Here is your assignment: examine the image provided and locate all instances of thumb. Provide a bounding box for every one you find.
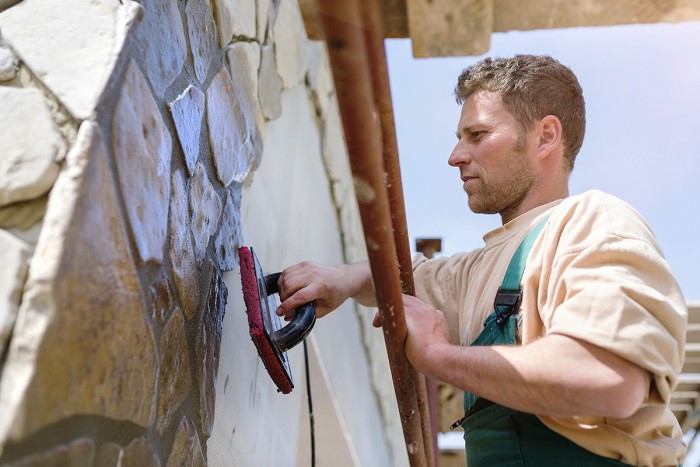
[372,311,382,328]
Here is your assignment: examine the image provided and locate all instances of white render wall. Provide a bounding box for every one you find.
[0,0,405,465]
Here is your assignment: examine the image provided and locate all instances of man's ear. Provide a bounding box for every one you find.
[536,115,563,160]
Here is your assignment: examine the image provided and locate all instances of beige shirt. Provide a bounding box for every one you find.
[413,190,688,466]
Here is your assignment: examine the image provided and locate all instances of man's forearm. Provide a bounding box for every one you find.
[340,262,376,307]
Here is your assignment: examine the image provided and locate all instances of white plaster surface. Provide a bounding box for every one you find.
[206,68,261,187]
[273,0,310,89]
[0,45,16,81]
[189,163,222,264]
[0,0,138,119]
[186,0,217,84]
[209,86,393,467]
[214,0,256,47]
[134,0,187,98]
[112,61,172,264]
[168,85,205,176]
[0,87,63,207]
[0,229,29,360]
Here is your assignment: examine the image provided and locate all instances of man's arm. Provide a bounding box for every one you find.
[276,261,375,319]
[401,295,648,419]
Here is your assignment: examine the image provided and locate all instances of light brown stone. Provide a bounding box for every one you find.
[206,68,261,187]
[214,185,243,271]
[166,417,206,467]
[0,196,48,230]
[95,442,123,467]
[112,60,172,264]
[197,268,227,437]
[0,87,63,207]
[0,122,157,441]
[169,169,201,320]
[168,85,205,177]
[189,163,222,264]
[0,0,139,118]
[258,45,282,121]
[0,229,29,361]
[157,308,192,433]
[214,0,256,47]
[134,0,187,98]
[122,438,160,467]
[186,0,218,84]
[272,0,309,89]
[4,438,95,467]
[148,273,175,325]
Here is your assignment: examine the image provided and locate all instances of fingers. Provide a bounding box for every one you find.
[372,311,382,328]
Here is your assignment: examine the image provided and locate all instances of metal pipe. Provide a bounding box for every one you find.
[359,1,436,465]
[316,1,428,465]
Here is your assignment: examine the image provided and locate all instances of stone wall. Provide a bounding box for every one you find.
[0,0,403,465]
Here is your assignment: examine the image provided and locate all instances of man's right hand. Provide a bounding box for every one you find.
[275,261,375,320]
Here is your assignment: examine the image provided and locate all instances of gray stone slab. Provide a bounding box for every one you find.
[258,45,282,121]
[168,85,205,177]
[186,0,218,84]
[189,163,222,264]
[170,169,201,320]
[0,87,63,207]
[0,122,156,441]
[214,0,256,47]
[0,196,48,231]
[214,185,243,271]
[0,44,16,81]
[273,0,309,89]
[134,0,187,98]
[112,60,172,264]
[0,229,29,361]
[157,308,192,433]
[0,0,138,119]
[206,68,261,187]
[257,0,272,42]
[167,417,205,467]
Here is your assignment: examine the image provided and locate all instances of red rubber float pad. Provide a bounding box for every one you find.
[239,246,294,394]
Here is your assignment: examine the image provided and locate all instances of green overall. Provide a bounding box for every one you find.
[457,218,629,466]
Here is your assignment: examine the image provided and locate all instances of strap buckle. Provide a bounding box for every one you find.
[493,288,522,327]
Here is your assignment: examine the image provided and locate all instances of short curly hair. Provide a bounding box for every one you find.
[455,55,586,172]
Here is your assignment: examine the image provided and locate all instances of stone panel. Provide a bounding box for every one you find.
[166,417,206,467]
[214,0,256,47]
[134,0,187,98]
[157,308,192,433]
[169,169,201,320]
[214,185,243,271]
[168,85,205,177]
[0,87,63,207]
[0,230,29,360]
[122,438,159,467]
[0,196,48,231]
[4,438,95,467]
[0,122,157,440]
[197,268,228,437]
[148,273,175,325]
[258,45,282,121]
[0,44,16,81]
[189,163,222,264]
[273,0,310,89]
[95,442,123,467]
[186,0,218,84]
[112,60,172,264]
[0,0,140,118]
[257,0,272,42]
[206,68,261,187]
[307,41,334,117]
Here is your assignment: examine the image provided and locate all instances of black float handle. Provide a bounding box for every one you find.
[265,273,316,352]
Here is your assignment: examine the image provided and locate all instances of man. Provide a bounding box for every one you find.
[276,55,687,465]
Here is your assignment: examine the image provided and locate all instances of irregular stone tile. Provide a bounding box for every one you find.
[0,122,157,440]
[95,442,123,467]
[206,68,262,187]
[5,438,95,467]
[0,44,16,81]
[273,0,310,89]
[122,438,159,467]
[148,273,175,325]
[0,195,48,231]
[0,230,29,361]
[196,268,228,437]
[167,417,205,467]
[112,60,172,264]
[0,0,139,119]
[0,87,63,207]
[157,307,192,433]
[169,169,200,320]
[257,0,272,43]
[214,0,256,47]
[186,0,217,84]
[189,163,222,264]
[214,184,243,271]
[258,45,282,121]
[307,40,334,117]
[168,85,205,177]
[133,0,187,98]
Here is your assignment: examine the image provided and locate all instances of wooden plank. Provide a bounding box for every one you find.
[406,0,493,57]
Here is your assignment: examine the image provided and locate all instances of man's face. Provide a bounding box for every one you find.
[448,90,537,218]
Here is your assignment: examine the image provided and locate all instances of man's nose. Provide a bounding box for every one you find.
[448,141,471,167]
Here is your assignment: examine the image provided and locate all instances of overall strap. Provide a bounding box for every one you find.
[493,216,549,328]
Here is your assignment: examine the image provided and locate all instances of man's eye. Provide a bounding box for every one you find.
[471,131,484,138]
